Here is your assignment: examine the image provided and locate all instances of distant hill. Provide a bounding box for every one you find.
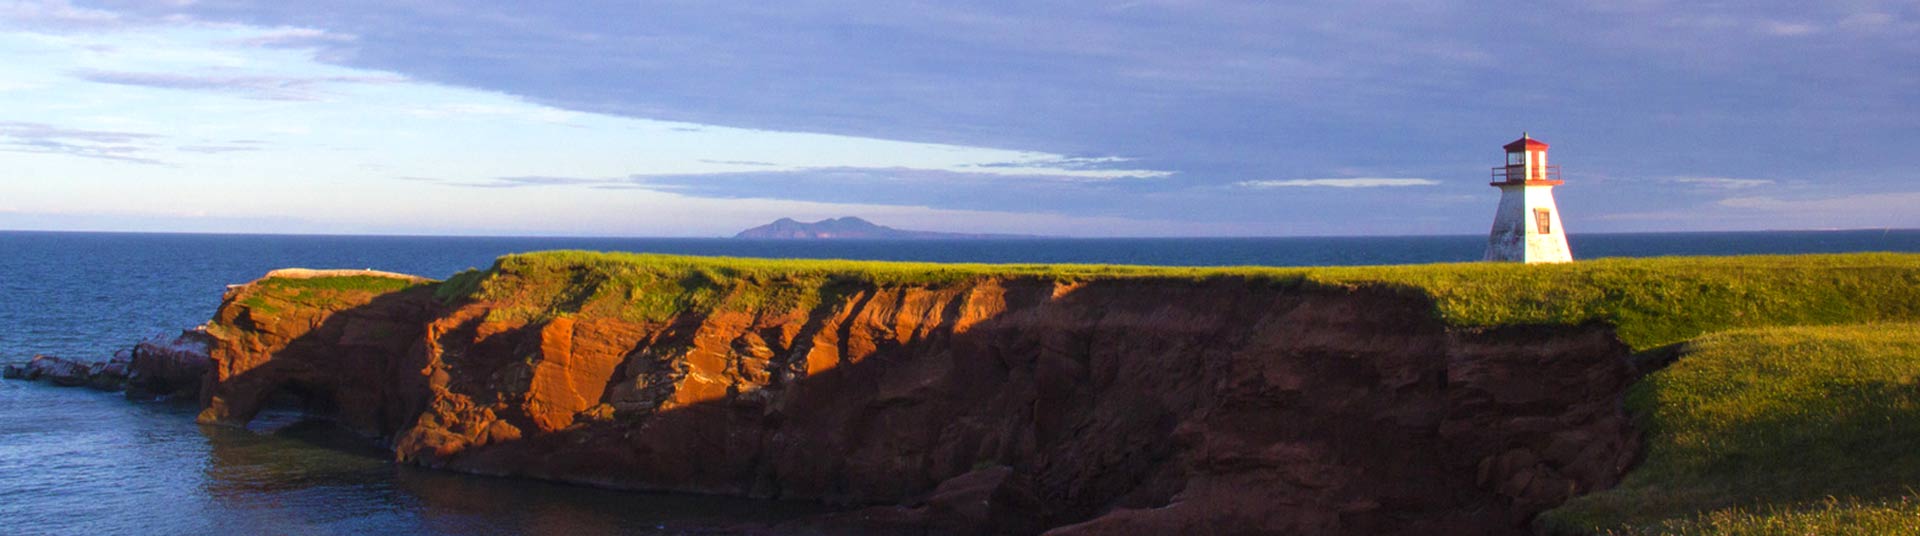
[733,217,1033,239]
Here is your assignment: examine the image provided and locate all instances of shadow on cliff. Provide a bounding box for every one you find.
[203,287,439,440]
[205,276,1644,536]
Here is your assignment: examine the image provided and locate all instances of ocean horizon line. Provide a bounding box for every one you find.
[3,227,1915,242]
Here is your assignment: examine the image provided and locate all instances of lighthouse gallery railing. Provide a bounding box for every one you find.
[1490,165,1562,182]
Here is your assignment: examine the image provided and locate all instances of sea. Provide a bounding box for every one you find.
[3,229,1918,535]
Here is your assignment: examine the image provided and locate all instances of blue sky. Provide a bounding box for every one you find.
[2,1,1915,237]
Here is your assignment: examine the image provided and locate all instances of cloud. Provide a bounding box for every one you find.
[1237,178,1440,188]
[0,0,122,30]
[1839,12,1897,30]
[1718,192,1920,214]
[394,166,1481,236]
[0,121,152,144]
[235,26,356,48]
[956,156,1173,180]
[1674,177,1775,189]
[406,166,1156,220]
[0,120,164,164]
[403,103,578,123]
[456,176,616,188]
[72,69,401,101]
[430,165,1166,191]
[966,155,1138,170]
[697,159,780,167]
[175,144,260,154]
[1757,20,1820,36]
[12,2,1920,237]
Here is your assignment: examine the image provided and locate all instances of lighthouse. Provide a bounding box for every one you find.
[1484,133,1573,263]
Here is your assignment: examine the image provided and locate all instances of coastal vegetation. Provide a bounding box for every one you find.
[238,274,432,316]
[1539,322,1920,534]
[432,251,1920,350]
[250,250,1920,534]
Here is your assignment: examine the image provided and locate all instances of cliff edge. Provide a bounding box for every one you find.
[192,252,1920,535]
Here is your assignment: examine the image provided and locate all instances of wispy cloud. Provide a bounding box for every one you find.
[175,144,261,154]
[403,103,577,123]
[1757,20,1820,37]
[966,155,1137,170]
[1719,192,1920,214]
[72,69,401,101]
[9,1,1920,236]
[424,165,1169,191]
[457,176,616,188]
[697,159,780,167]
[400,166,1183,219]
[235,27,357,49]
[0,120,163,164]
[1237,178,1440,188]
[0,0,122,31]
[1674,177,1775,189]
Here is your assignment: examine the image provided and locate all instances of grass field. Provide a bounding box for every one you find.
[424,251,1920,350]
[1538,323,1920,535]
[240,274,431,315]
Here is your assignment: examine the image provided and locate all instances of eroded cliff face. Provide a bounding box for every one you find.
[198,269,1639,535]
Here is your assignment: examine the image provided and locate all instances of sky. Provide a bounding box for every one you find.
[1,0,1915,237]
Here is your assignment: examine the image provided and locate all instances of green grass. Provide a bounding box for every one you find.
[254,275,428,294]
[1593,497,1920,536]
[449,250,1211,323]
[240,275,432,313]
[430,251,1920,350]
[1539,323,1920,535]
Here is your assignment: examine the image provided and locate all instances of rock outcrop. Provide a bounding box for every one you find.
[19,355,94,387]
[2,331,212,399]
[125,330,216,400]
[195,262,1641,535]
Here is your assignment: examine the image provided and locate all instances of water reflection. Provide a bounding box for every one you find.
[195,414,830,535]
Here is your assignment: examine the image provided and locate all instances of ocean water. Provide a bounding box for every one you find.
[2,229,1918,534]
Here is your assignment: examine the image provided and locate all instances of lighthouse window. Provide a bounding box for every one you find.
[1534,209,1553,234]
[1508,152,1524,165]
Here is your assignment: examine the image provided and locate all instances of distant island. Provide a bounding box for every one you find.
[733,217,1037,239]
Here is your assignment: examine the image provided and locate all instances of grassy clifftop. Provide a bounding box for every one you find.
[1539,323,1920,534]
[249,251,1920,534]
[235,273,432,316]
[431,251,1920,351]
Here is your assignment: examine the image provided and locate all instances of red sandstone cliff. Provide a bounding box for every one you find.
[196,266,1639,535]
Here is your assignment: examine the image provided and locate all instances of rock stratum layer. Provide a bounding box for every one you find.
[196,255,1641,535]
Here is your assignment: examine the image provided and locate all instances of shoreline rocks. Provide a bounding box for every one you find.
[86,357,132,391]
[125,330,215,401]
[22,355,94,387]
[3,329,212,401]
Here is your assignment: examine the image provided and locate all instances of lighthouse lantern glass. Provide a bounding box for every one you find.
[1508,151,1524,165]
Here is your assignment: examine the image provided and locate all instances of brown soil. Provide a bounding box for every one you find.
[198,275,1638,535]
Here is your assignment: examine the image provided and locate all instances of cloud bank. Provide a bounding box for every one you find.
[2,1,1916,235]
[1238,178,1442,189]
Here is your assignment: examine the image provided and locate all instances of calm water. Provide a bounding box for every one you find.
[3,229,1918,534]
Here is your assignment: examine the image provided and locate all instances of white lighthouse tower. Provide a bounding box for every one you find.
[1484,133,1573,263]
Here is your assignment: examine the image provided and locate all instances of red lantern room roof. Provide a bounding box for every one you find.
[1504,133,1549,152]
